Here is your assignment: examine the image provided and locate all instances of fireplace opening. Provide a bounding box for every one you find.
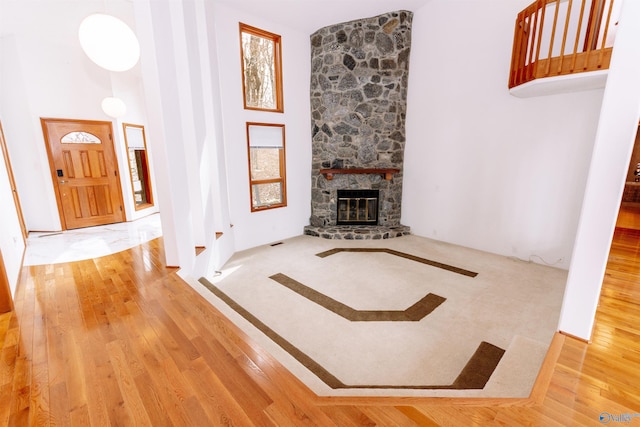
[337,189,379,225]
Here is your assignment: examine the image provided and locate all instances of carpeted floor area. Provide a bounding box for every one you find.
[191,234,566,398]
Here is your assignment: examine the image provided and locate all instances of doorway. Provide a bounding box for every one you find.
[41,118,125,230]
[0,121,27,242]
[616,124,640,230]
[0,249,13,314]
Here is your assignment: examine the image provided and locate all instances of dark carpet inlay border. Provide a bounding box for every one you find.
[315,248,478,278]
[198,277,505,390]
[269,273,446,321]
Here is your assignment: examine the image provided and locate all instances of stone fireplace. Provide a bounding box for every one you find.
[336,189,379,225]
[303,10,412,239]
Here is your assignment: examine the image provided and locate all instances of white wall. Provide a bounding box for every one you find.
[0,32,63,231]
[133,0,240,275]
[134,0,200,270]
[214,4,312,252]
[559,0,640,340]
[0,0,157,233]
[403,0,604,270]
[199,0,235,272]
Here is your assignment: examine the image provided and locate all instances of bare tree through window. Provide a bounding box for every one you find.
[240,23,283,112]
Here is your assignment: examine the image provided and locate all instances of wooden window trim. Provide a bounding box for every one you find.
[239,23,284,113]
[246,122,287,212]
[123,123,154,211]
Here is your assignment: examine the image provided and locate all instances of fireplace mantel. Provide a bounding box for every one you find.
[320,168,400,181]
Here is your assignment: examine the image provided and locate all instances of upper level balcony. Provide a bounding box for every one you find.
[509,0,620,97]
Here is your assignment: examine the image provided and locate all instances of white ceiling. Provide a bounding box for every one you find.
[0,0,433,37]
[213,0,433,34]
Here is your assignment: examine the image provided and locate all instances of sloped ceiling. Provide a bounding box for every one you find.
[213,0,433,34]
[0,0,433,37]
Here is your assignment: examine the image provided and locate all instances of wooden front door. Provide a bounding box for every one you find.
[41,118,125,230]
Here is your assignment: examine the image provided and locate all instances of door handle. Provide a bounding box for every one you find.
[59,180,68,184]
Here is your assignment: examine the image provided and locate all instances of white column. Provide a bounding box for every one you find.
[133,0,196,269]
[558,0,640,340]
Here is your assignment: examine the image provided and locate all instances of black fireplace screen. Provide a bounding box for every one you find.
[336,189,379,225]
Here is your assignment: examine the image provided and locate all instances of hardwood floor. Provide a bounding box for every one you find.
[1,229,640,426]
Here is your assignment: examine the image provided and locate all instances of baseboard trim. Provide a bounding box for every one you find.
[559,330,591,344]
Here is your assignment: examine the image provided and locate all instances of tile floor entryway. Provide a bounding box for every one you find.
[23,213,162,266]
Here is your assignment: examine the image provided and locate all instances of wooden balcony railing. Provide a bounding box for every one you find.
[509,0,620,89]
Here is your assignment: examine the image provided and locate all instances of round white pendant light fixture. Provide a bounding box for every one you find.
[101,97,127,118]
[79,13,140,72]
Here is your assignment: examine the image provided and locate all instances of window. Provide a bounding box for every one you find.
[60,131,101,144]
[240,23,283,112]
[247,123,286,211]
[123,123,154,210]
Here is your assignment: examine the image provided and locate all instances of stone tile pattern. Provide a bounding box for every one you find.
[308,10,413,231]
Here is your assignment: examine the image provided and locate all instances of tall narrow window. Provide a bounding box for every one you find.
[247,123,286,211]
[240,23,283,112]
[123,123,154,210]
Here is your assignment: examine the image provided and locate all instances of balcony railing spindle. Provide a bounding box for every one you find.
[598,0,615,67]
[558,0,574,74]
[533,0,547,80]
[544,0,562,76]
[570,0,588,71]
[509,0,614,89]
[526,6,541,83]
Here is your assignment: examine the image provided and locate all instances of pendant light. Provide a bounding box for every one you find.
[79,13,140,72]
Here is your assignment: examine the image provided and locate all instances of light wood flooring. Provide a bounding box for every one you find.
[1,224,640,425]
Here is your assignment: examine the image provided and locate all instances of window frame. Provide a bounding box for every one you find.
[122,123,154,211]
[239,23,284,113]
[246,122,287,212]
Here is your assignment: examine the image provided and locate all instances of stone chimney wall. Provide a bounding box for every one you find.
[309,10,413,227]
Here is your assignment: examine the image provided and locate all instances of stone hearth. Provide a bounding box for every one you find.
[305,10,412,239]
[304,224,411,240]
